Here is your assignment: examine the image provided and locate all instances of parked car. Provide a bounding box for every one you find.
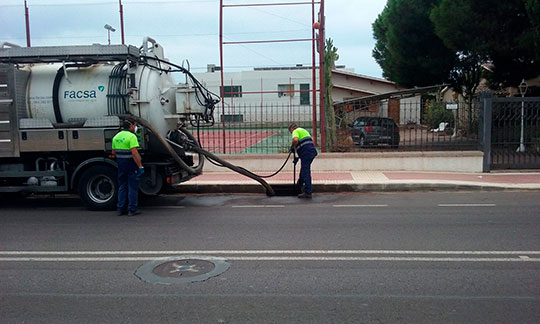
[349,117,400,148]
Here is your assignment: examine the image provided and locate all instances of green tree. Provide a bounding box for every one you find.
[431,0,540,88]
[372,0,455,88]
[525,0,540,54]
[324,38,339,149]
[430,0,486,132]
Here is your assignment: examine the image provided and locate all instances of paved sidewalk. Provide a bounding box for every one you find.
[176,170,540,194]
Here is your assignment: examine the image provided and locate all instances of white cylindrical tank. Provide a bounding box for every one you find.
[135,62,178,137]
[25,62,179,135]
[27,64,114,122]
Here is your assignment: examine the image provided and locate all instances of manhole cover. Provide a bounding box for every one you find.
[135,255,230,284]
[152,259,215,278]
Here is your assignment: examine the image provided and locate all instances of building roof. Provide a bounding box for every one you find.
[332,83,377,96]
[334,84,448,108]
[331,69,397,85]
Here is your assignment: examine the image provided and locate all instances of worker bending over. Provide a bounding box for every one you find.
[289,123,318,198]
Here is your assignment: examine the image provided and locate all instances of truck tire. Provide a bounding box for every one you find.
[78,165,117,211]
[139,169,164,196]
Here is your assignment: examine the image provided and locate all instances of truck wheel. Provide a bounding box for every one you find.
[139,169,164,196]
[78,165,117,211]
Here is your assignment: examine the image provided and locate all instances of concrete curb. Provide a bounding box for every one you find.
[202,151,485,173]
[173,182,540,195]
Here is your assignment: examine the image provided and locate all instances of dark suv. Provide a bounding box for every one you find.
[349,117,400,148]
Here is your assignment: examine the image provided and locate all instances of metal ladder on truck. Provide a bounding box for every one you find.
[0,64,68,193]
[0,64,17,158]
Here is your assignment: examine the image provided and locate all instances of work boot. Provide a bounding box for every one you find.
[297,192,312,199]
[128,210,140,217]
[117,210,127,216]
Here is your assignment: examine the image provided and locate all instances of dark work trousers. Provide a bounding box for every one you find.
[116,159,140,213]
[297,146,318,194]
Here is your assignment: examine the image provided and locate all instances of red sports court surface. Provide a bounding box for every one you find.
[195,130,277,153]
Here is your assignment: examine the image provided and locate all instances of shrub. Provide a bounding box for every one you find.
[423,101,455,130]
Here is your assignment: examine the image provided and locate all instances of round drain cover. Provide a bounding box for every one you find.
[152,259,215,278]
[135,255,230,284]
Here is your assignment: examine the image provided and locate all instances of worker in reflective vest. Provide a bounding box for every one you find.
[289,123,318,199]
[112,120,144,216]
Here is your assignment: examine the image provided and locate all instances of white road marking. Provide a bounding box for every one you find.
[2,250,539,255]
[1,250,539,262]
[232,205,285,208]
[229,256,539,262]
[0,256,538,262]
[438,204,496,207]
[333,204,388,208]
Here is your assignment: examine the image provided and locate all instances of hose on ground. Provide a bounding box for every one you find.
[166,138,275,196]
[202,149,295,179]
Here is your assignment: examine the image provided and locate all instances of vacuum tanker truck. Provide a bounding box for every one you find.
[0,37,222,210]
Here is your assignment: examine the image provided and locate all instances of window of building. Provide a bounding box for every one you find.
[221,85,242,98]
[278,84,294,97]
[300,83,310,105]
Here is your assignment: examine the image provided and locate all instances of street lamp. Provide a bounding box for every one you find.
[517,79,528,153]
[104,24,116,45]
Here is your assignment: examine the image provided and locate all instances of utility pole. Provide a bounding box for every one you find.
[119,0,125,45]
[311,0,318,146]
[24,0,31,47]
[219,0,227,153]
[318,0,326,152]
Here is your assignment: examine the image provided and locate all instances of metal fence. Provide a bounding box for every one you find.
[186,98,481,154]
[186,103,315,154]
[333,98,480,152]
[478,93,540,170]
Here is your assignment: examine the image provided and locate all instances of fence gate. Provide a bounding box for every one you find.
[479,92,540,171]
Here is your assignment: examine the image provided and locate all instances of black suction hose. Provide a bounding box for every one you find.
[121,115,275,196]
[121,115,204,175]
[166,138,275,196]
[245,150,294,179]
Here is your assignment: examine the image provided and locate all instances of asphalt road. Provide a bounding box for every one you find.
[1,191,539,323]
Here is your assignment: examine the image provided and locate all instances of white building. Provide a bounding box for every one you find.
[193,65,418,124]
[193,64,326,124]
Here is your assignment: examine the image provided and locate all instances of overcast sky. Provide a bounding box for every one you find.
[0,0,387,77]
